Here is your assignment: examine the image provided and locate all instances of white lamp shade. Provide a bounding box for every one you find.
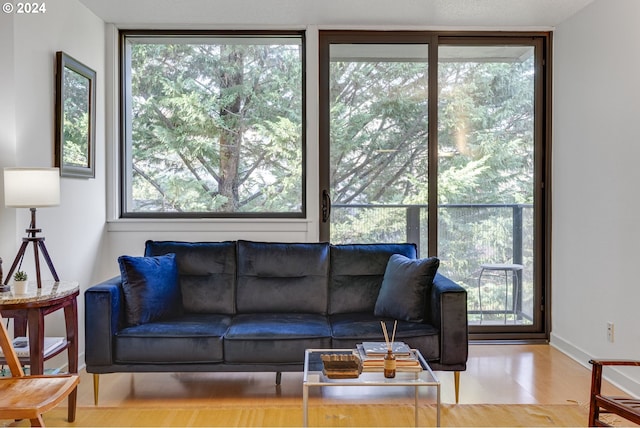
[4,167,61,208]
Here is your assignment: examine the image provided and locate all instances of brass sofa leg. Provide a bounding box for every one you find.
[454,371,461,403]
[93,374,100,405]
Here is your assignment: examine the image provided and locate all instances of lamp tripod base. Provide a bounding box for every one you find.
[1,208,59,289]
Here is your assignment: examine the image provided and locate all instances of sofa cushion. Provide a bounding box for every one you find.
[144,241,237,314]
[329,313,440,361]
[118,253,182,326]
[328,243,417,315]
[236,241,330,314]
[374,254,440,322]
[225,313,332,363]
[114,314,231,363]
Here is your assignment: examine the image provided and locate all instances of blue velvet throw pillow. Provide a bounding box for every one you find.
[118,253,182,326]
[374,254,440,323]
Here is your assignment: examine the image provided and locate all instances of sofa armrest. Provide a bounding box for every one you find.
[84,276,124,367]
[429,273,468,366]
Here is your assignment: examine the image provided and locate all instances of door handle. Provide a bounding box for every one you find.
[322,189,331,223]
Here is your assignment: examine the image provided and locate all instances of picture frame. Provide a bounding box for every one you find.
[55,51,96,178]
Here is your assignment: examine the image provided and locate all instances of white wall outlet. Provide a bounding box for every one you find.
[607,322,614,343]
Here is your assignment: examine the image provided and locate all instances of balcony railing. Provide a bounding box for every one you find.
[331,203,534,324]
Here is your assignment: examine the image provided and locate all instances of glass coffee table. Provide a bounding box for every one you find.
[302,348,440,427]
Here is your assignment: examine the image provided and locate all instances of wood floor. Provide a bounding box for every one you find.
[73,344,627,408]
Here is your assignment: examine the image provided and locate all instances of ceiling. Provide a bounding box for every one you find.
[77,0,596,27]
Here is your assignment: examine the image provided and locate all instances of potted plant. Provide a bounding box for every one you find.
[13,271,28,294]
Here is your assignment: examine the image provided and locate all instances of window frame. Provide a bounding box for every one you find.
[118,29,307,219]
[318,30,552,341]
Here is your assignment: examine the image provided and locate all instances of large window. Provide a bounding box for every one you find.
[120,31,305,217]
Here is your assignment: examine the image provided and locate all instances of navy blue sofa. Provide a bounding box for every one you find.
[85,240,468,403]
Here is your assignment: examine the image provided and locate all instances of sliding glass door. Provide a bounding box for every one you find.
[320,38,430,246]
[436,43,538,328]
[319,32,550,339]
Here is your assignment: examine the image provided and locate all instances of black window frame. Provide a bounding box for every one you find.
[118,29,307,219]
[318,30,552,341]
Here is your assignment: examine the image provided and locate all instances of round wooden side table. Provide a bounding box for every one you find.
[0,280,79,422]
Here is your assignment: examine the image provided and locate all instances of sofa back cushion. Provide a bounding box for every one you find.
[236,240,330,314]
[144,240,237,315]
[329,243,417,315]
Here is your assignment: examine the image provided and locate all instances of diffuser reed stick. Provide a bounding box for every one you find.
[391,320,397,347]
[381,321,390,350]
[380,320,398,351]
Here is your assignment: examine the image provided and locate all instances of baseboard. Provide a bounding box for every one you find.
[46,351,86,374]
[550,332,640,397]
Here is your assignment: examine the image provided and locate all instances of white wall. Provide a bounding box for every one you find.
[2,0,106,370]
[552,0,640,396]
[0,13,17,266]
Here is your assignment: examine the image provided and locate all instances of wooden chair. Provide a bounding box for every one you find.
[589,359,640,427]
[0,314,79,427]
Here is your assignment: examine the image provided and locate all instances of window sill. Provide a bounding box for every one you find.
[106,217,313,233]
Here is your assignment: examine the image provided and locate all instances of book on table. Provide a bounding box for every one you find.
[0,336,66,358]
[361,341,412,356]
[356,343,422,371]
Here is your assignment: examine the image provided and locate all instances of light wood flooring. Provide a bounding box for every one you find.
[74,344,626,408]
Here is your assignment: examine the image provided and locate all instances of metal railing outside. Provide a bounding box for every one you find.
[331,203,534,324]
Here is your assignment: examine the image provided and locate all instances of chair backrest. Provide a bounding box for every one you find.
[0,314,26,377]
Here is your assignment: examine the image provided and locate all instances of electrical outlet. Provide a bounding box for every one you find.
[607,322,614,343]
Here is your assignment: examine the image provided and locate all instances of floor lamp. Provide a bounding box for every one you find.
[2,168,61,291]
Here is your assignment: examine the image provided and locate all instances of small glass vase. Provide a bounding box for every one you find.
[383,349,396,378]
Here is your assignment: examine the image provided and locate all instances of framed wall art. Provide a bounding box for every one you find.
[55,51,96,178]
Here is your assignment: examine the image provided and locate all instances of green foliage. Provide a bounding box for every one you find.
[126,38,303,214]
[63,71,90,166]
[63,113,89,166]
[328,60,429,205]
[437,59,534,205]
[13,271,27,281]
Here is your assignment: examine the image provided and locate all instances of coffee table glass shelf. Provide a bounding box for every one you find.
[302,348,440,427]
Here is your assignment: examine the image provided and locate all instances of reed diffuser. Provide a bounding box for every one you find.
[381,320,397,378]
